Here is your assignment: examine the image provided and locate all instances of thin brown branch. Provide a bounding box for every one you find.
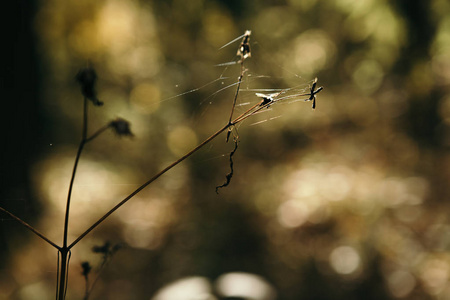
[69,122,232,249]
[0,206,60,249]
[70,97,275,249]
[68,29,299,249]
[85,124,110,143]
[227,65,245,125]
[227,30,251,127]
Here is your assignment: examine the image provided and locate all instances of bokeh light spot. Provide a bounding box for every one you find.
[202,8,236,48]
[319,170,352,202]
[421,258,450,295]
[97,0,137,53]
[292,30,336,75]
[352,59,384,94]
[387,270,416,298]
[167,126,198,157]
[277,200,309,228]
[215,272,276,300]
[130,83,161,114]
[329,246,361,275]
[152,277,213,300]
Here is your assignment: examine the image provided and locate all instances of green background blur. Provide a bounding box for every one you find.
[2,0,450,299]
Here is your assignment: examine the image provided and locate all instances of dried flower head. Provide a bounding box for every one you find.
[76,65,103,106]
[81,261,92,277]
[237,30,251,61]
[109,118,134,137]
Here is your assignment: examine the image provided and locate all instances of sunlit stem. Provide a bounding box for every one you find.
[69,121,231,249]
[232,104,267,124]
[69,99,266,249]
[227,63,245,125]
[232,102,262,124]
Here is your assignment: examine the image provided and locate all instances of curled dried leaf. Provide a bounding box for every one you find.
[216,139,239,193]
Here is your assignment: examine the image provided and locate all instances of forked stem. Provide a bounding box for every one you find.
[0,207,59,249]
[69,121,231,249]
[69,95,270,249]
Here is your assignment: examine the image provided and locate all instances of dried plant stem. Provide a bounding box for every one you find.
[57,249,71,300]
[0,83,266,300]
[69,94,268,249]
[0,67,272,300]
[69,121,230,249]
[1,30,316,300]
[57,96,89,300]
[63,97,88,247]
[0,206,59,249]
[85,124,110,143]
[228,63,245,125]
[84,277,89,300]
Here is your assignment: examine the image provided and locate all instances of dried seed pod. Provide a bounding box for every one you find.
[109,118,134,137]
[76,65,103,106]
[237,30,251,62]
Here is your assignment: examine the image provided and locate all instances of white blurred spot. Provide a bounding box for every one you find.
[319,170,352,202]
[122,225,162,250]
[119,198,175,249]
[215,272,276,300]
[292,30,336,75]
[277,200,309,228]
[152,277,214,300]
[329,246,361,275]
[284,169,319,199]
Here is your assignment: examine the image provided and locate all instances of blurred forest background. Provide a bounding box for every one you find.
[2,0,450,299]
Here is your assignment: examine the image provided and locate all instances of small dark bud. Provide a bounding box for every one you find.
[81,261,92,277]
[109,118,134,137]
[76,65,104,106]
